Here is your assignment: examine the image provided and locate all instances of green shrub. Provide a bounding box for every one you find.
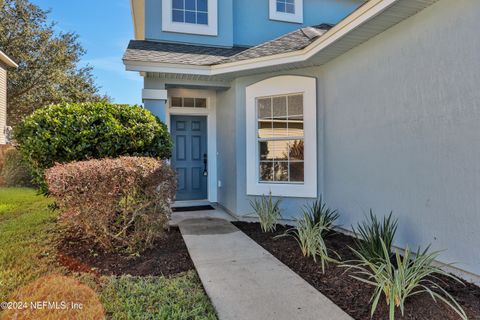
[301,196,339,235]
[250,193,282,232]
[14,102,173,191]
[45,156,176,254]
[1,148,33,187]
[345,240,467,320]
[353,210,398,263]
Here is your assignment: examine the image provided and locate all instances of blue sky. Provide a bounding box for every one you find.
[31,0,142,105]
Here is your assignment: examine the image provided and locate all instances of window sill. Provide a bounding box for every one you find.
[162,23,218,36]
[247,181,317,198]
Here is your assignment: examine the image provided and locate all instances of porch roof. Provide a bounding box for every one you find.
[123,24,331,67]
[123,0,439,81]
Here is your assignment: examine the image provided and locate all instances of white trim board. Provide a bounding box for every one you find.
[245,75,317,198]
[142,89,168,100]
[162,0,218,36]
[166,88,218,203]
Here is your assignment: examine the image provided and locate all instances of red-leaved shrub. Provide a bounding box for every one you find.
[45,157,176,253]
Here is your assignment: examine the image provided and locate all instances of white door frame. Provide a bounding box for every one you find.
[166,88,218,203]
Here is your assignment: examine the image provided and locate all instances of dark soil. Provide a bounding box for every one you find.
[234,222,480,320]
[57,227,194,277]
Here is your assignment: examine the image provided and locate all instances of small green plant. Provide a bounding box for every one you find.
[344,240,467,320]
[284,212,337,273]
[250,193,281,232]
[302,196,339,234]
[353,210,398,263]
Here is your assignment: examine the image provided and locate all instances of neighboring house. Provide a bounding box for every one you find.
[124,0,480,282]
[0,51,18,145]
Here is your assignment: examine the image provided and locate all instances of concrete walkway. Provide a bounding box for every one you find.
[177,214,353,320]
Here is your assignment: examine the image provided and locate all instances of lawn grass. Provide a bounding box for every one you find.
[100,272,217,320]
[0,188,57,301]
[0,187,217,319]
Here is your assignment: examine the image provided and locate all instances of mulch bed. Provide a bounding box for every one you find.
[233,222,480,320]
[57,227,194,277]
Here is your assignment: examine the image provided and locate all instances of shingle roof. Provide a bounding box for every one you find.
[123,41,246,66]
[218,24,332,64]
[123,24,332,67]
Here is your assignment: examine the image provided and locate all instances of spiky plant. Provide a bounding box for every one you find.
[250,193,282,232]
[302,196,339,234]
[279,209,338,273]
[344,240,467,320]
[353,210,398,263]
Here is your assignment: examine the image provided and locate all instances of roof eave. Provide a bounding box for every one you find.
[124,0,439,78]
[124,59,212,75]
[0,51,18,68]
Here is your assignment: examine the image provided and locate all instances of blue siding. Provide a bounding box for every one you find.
[144,99,167,122]
[145,0,361,47]
[233,0,363,46]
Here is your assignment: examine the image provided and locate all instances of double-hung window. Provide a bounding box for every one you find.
[162,0,218,36]
[246,75,317,198]
[257,94,304,183]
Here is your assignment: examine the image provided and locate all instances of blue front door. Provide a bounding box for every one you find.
[171,115,208,201]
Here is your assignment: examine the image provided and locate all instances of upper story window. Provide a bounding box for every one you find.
[276,0,295,14]
[172,0,208,25]
[269,0,303,24]
[162,0,218,36]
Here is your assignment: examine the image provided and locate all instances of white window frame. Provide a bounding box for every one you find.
[269,0,303,24]
[246,75,317,198]
[162,0,218,36]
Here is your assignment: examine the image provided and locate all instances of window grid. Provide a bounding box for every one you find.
[257,93,304,184]
[276,0,295,14]
[170,97,207,108]
[172,0,208,25]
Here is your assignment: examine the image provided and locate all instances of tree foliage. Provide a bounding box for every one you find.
[0,0,109,127]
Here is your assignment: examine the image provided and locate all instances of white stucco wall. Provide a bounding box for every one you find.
[0,63,7,144]
[321,0,480,277]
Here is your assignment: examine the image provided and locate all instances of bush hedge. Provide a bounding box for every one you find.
[45,157,176,254]
[14,102,172,190]
[1,148,33,187]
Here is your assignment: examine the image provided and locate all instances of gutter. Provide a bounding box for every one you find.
[0,51,18,68]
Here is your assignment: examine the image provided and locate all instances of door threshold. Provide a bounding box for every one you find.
[172,200,212,208]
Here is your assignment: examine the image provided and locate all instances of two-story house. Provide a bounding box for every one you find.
[124,0,480,283]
